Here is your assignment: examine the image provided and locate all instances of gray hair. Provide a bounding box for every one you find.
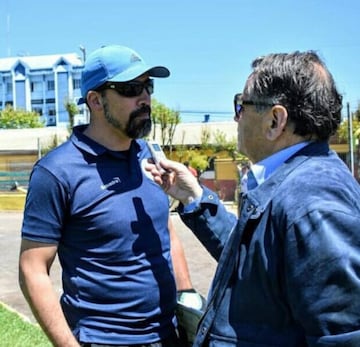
[244,51,342,140]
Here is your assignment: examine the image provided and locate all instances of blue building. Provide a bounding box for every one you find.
[0,53,85,126]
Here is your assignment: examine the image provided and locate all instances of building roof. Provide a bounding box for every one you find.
[0,53,83,72]
[0,122,238,151]
[0,127,69,151]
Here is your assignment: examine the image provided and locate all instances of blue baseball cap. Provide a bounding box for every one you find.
[78,45,170,104]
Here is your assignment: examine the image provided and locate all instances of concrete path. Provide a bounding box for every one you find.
[0,208,236,324]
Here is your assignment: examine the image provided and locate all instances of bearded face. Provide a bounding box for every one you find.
[102,97,152,139]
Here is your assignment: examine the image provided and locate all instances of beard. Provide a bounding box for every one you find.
[125,105,152,139]
[103,101,152,139]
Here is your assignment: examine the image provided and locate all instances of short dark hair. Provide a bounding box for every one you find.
[244,51,342,140]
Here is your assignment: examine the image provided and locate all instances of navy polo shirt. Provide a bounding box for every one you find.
[22,125,177,345]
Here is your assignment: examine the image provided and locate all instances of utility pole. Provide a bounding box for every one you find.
[79,45,86,63]
[78,45,89,123]
[347,102,355,176]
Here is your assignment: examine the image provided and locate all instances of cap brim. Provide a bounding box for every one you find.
[109,65,170,83]
[148,66,170,78]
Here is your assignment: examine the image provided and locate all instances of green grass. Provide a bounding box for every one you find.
[0,303,52,347]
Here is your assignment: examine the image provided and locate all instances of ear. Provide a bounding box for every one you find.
[265,105,288,140]
[87,91,104,111]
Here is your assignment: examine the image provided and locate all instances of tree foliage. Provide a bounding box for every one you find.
[64,99,79,129]
[200,126,211,149]
[151,99,180,152]
[338,119,360,142]
[0,105,44,129]
[353,104,360,122]
[213,130,238,158]
[338,103,360,142]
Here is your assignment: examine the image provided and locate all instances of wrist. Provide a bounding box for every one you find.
[181,187,203,206]
[177,288,196,294]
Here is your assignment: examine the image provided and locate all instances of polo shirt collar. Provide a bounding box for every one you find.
[71,124,140,158]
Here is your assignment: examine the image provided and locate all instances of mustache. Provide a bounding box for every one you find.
[130,104,152,120]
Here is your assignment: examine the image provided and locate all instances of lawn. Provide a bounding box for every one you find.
[0,303,51,347]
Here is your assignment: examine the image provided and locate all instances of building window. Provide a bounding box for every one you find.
[73,79,81,89]
[48,109,56,116]
[6,82,12,93]
[47,80,55,91]
[31,81,42,92]
[31,99,44,105]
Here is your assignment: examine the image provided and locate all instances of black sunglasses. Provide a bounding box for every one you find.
[234,93,274,120]
[98,79,154,97]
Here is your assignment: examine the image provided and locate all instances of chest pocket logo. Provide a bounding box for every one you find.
[100,177,121,190]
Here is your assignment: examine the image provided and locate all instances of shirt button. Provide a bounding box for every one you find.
[208,195,214,200]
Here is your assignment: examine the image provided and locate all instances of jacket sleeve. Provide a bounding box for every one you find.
[284,208,360,346]
[178,186,238,261]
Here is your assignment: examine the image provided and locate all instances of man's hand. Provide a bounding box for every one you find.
[145,159,203,205]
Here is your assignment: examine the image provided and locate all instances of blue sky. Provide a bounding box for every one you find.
[2,0,360,120]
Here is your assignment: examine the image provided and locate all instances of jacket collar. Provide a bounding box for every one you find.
[245,141,331,210]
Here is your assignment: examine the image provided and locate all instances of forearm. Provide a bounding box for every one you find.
[169,217,207,314]
[170,233,192,291]
[169,217,193,290]
[19,271,79,347]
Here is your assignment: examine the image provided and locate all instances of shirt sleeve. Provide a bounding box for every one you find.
[21,165,68,244]
[179,186,238,261]
[183,196,202,213]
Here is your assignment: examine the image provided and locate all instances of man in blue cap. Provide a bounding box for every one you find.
[19,45,201,347]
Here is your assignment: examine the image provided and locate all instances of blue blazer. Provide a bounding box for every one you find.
[180,141,360,347]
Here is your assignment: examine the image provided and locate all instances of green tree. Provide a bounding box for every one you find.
[0,105,44,129]
[353,104,360,139]
[151,99,180,153]
[213,129,238,160]
[64,99,79,130]
[185,149,209,172]
[338,102,360,144]
[200,125,211,149]
[354,103,360,122]
[338,118,360,142]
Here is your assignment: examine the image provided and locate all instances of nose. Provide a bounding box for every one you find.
[138,89,151,105]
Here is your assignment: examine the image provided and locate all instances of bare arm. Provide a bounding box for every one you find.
[169,217,207,316]
[19,239,80,347]
[168,216,193,291]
